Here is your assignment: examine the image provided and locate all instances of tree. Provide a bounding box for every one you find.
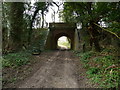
[28,2,49,44]
[28,1,59,44]
[2,2,9,53]
[61,2,120,52]
[9,2,24,51]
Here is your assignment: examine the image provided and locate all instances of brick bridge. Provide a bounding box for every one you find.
[45,23,79,50]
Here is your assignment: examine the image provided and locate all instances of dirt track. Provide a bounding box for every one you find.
[18,50,97,88]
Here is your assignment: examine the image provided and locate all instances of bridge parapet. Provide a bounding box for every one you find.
[49,23,76,30]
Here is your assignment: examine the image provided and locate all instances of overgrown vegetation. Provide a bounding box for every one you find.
[2,1,120,88]
[74,49,120,88]
[61,2,120,52]
[2,51,32,68]
[2,1,58,54]
[32,28,48,51]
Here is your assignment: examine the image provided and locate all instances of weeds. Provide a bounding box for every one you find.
[74,49,120,88]
[2,51,31,68]
[2,51,33,87]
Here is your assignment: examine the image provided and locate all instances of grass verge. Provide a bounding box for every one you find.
[2,51,32,68]
[2,50,33,87]
[74,49,120,89]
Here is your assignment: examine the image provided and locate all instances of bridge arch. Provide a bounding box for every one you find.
[57,36,71,50]
[54,33,74,50]
[45,23,78,50]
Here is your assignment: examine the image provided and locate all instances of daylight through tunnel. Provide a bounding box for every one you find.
[54,32,74,50]
[57,36,71,50]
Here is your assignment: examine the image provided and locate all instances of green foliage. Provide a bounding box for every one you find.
[79,51,95,63]
[10,2,24,42]
[2,51,31,68]
[109,22,120,36]
[62,2,120,51]
[2,2,51,53]
[100,70,119,88]
[32,28,48,51]
[87,67,100,75]
[39,28,48,50]
[74,50,119,88]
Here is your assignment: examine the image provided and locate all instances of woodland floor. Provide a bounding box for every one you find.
[3,50,98,88]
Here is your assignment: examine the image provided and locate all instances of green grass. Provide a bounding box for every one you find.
[2,51,32,86]
[74,49,120,88]
[2,51,32,68]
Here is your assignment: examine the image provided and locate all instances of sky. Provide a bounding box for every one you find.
[46,5,59,23]
[31,0,107,28]
[58,36,67,42]
[45,1,63,23]
[31,0,63,26]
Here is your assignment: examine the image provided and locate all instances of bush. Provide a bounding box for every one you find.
[74,50,119,88]
[2,51,31,68]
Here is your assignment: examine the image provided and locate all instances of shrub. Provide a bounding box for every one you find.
[2,51,31,68]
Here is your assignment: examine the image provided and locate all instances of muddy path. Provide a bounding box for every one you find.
[17,50,97,88]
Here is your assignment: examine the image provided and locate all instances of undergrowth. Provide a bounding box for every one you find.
[74,49,120,89]
[2,51,32,68]
[2,50,33,87]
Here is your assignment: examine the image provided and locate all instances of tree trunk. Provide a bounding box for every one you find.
[88,22,101,52]
[41,11,44,28]
[28,9,39,45]
[10,2,24,51]
[2,2,8,54]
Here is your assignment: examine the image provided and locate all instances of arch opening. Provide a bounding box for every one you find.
[57,36,71,50]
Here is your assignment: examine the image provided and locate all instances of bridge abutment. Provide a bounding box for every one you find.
[45,23,79,50]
